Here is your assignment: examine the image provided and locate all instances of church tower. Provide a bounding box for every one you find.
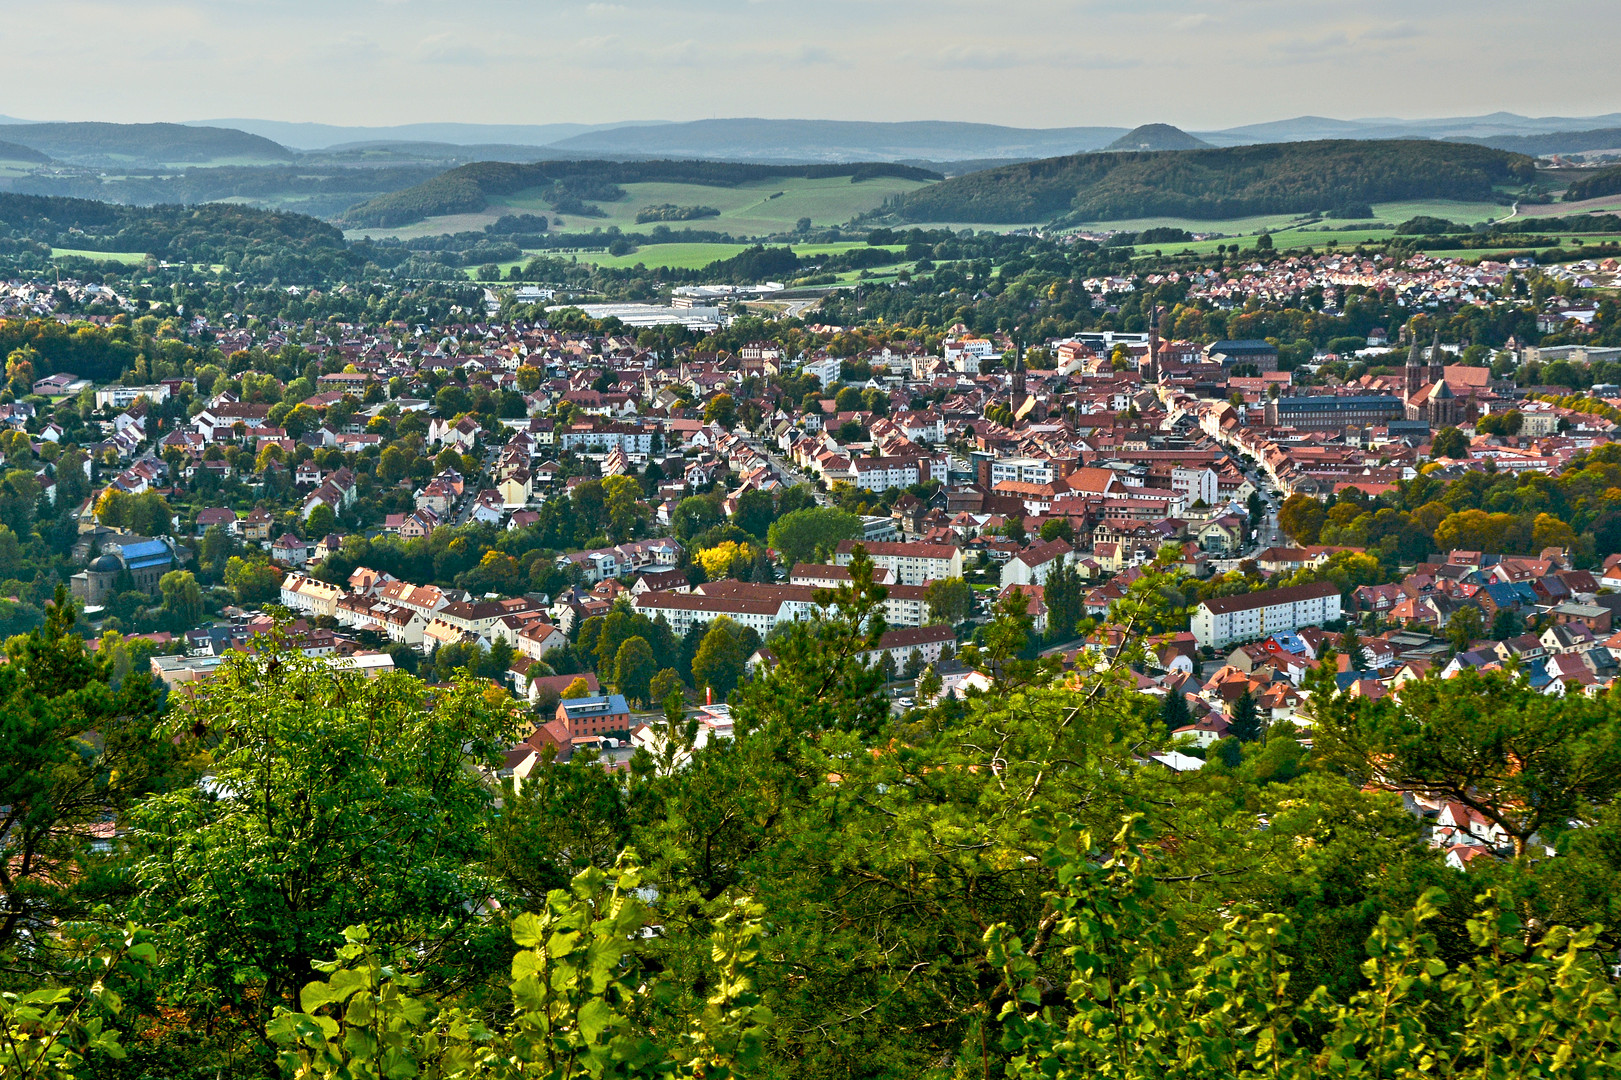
[1011,340,1026,400]
[1404,337,1425,402]
[1147,305,1162,384]
[1428,333,1446,387]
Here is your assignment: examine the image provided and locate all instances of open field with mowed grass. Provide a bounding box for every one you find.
[1096,199,1511,251]
[51,248,147,264]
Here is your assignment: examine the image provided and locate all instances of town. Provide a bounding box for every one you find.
[0,239,1604,803]
[8,95,1621,1074]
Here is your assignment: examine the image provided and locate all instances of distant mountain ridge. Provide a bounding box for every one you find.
[0,112,1618,167]
[540,118,1128,162]
[191,119,663,151]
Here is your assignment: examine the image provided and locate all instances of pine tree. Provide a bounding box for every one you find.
[1229,689,1263,743]
[1161,687,1190,734]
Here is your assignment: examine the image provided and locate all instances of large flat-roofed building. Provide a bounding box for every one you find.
[1205,339,1279,373]
[1191,581,1342,650]
[1262,395,1404,431]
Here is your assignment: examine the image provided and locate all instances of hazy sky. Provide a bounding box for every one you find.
[7,0,1620,129]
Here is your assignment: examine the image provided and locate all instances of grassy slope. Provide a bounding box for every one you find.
[347,176,930,241]
[1117,199,1514,255]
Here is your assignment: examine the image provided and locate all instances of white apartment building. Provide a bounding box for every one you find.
[95,384,171,411]
[1171,466,1220,507]
[1190,581,1342,650]
[834,540,962,586]
[944,337,994,374]
[990,457,1059,486]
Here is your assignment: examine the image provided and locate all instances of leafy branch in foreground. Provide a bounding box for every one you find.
[266,856,771,1080]
[990,816,1621,1079]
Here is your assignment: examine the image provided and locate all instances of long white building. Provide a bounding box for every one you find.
[1190,581,1342,650]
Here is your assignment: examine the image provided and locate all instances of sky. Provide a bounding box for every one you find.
[6,0,1621,130]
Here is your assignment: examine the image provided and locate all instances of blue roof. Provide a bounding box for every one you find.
[561,694,630,717]
[118,539,170,560]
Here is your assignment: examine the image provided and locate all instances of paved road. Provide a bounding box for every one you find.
[743,434,829,505]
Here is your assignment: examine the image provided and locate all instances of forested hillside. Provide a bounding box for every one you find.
[0,139,50,163]
[343,159,942,227]
[0,121,293,165]
[1564,164,1621,202]
[877,139,1536,224]
[0,164,444,218]
[0,192,359,280]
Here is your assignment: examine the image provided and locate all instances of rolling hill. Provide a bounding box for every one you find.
[0,123,292,165]
[1461,127,1621,157]
[342,159,941,228]
[875,139,1537,225]
[0,141,49,164]
[1105,125,1210,152]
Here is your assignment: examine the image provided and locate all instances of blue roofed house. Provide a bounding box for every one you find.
[70,535,181,605]
[555,693,633,739]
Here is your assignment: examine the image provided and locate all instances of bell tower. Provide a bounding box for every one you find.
[1404,337,1424,402]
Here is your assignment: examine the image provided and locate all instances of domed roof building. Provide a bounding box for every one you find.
[70,534,180,608]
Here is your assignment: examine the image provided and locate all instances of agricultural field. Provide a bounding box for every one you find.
[1516,193,1621,218]
[1117,200,1518,257]
[354,175,932,242]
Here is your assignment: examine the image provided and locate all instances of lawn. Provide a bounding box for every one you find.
[51,248,147,265]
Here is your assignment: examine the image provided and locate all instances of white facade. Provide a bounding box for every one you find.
[1191,582,1342,650]
[990,457,1058,486]
[834,541,962,586]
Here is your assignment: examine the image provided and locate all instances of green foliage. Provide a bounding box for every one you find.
[923,576,972,626]
[989,817,1621,1079]
[1432,425,1470,459]
[157,569,204,631]
[1564,163,1621,202]
[882,140,1534,224]
[0,588,171,958]
[1312,666,1621,858]
[130,640,519,1054]
[266,859,771,1080]
[691,617,748,702]
[0,923,155,1080]
[613,635,656,706]
[765,506,861,567]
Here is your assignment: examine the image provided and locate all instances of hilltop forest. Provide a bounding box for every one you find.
[877,139,1537,224]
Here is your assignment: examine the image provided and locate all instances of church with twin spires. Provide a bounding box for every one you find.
[1404,336,1469,428]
